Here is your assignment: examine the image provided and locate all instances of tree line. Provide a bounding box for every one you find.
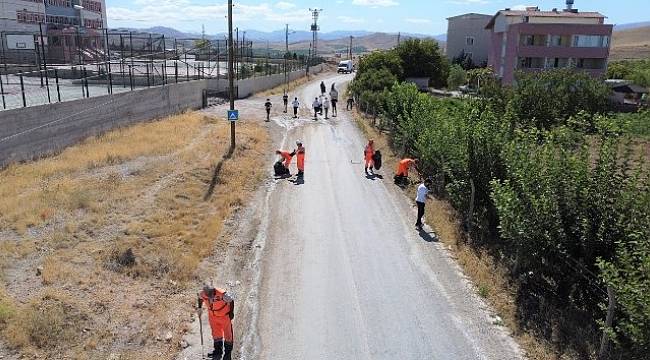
[350,39,650,359]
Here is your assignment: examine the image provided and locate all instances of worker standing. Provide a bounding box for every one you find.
[264,98,272,122]
[291,97,300,118]
[198,285,235,360]
[323,96,330,119]
[290,141,305,177]
[364,139,375,174]
[394,158,417,185]
[346,96,354,111]
[312,97,320,120]
[329,84,338,117]
[415,180,430,230]
[282,92,289,113]
[320,81,326,95]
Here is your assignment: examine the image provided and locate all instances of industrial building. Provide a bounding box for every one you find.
[0,0,107,64]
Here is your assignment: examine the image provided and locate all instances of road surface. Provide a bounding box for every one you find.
[242,73,522,359]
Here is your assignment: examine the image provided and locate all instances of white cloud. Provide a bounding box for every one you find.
[275,1,296,10]
[337,15,365,24]
[405,18,432,24]
[447,0,490,5]
[352,0,399,7]
[511,4,534,10]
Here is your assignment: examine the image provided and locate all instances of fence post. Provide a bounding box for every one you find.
[146,63,150,87]
[0,72,5,109]
[129,66,134,90]
[598,287,616,360]
[175,61,178,83]
[19,71,26,107]
[54,68,61,102]
[83,66,90,98]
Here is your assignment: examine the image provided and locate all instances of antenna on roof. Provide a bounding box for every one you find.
[565,0,578,13]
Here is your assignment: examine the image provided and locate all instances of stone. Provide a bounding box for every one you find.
[36,266,43,276]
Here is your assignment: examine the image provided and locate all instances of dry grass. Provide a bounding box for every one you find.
[611,26,650,60]
[0,111,269,358]
[353,112,556,360]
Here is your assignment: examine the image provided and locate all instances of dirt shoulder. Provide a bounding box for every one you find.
[0,108,270,359]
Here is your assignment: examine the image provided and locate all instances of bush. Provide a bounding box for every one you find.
[393,38,448,87]
[447,64,467,90]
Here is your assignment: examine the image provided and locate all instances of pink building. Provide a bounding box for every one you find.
[485,3,613,84]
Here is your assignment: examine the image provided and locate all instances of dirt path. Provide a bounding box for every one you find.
[177,73,523,360]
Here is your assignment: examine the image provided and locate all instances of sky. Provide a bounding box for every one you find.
[106,0,650,35]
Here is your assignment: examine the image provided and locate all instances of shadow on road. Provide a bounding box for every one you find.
[418,228,438,243]
[365,174,384,180]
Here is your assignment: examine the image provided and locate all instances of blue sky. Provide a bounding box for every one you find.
[106,0,650,35]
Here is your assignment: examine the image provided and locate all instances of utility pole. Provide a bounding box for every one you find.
[397,32,401,46]
[228,0,236,149]
[348,35,353,60]
[284,24,294,93]
[309,8,322,61]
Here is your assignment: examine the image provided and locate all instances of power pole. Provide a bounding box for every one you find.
[228,0,236,149]
[309,8,322,61]
[348,35,353,60]
[397,32,401,46]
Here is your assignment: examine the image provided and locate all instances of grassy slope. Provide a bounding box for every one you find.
[611,26,650,60]
[0,112,269,358]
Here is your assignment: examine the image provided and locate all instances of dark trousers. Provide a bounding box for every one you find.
[266,109,270,121]
[293,107,298,117]
[416,201,425,227]
[283,101,288,112]
[347,101,353,110]
[332,100,337,115]
[212,340,233,360]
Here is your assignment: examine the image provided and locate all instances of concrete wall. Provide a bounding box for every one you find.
[0,63,324,166]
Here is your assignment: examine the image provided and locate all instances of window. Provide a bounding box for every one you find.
[550,35,571,47]
[465,36,475,46]
[573,35,609,48]
[576,58,606,69]
[520,34,547,46]
[518,57,545,69]
[465,52,473,59]
[547,58,570,68]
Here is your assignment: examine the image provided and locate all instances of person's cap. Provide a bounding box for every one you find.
[296,140,302,145]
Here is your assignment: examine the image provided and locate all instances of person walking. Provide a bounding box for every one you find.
[415,180,430,230]
[329,84,339,117]
[323,96,330,119]
[320,81,326,95]
[198,284,235,360]
[318,95,324,115]
[364,139,375,174]
[346,96,354,111]
[282,92,289,113]
[290,140,305,177]
[291,97,300,118]
[312,97,320,120]
[264,98,272,122]
[394,158,417,185]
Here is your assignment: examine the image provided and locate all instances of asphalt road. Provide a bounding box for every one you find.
[251,73,523,360]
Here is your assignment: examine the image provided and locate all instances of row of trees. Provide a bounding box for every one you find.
[607,59,650,88]
[350,45,650,358]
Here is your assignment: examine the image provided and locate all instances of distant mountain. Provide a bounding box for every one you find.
[274,32,443,55]
[614,21,650,31]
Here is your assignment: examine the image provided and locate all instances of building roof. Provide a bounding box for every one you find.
[446,13,492,21]
[485,9,606,29]
[612,84,649,94]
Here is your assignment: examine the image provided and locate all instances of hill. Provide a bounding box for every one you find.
[276,32,442,55]
[611,26,650,60]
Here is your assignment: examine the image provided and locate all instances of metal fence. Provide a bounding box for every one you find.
[0,30,308,111]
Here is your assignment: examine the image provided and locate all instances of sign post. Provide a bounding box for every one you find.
[228,110,239,122]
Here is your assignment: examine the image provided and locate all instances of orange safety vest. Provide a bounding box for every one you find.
[200,288,234,342]
[278,150,292,167]
[396,158,415,176]
[364,143,374,161]
[296,145,305,171]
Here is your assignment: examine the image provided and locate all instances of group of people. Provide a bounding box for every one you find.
[311,81,339,120]
[263,81,356,122]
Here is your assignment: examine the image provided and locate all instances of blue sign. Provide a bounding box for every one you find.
[228,110,239,121]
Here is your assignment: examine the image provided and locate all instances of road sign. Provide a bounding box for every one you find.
[228,110,239,121]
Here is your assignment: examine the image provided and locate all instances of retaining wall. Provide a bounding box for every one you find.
[0,64,325,166]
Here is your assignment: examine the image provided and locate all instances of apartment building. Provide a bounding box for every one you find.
[446,13,492,66]
[0,0,107,63]
[485,1,612,84]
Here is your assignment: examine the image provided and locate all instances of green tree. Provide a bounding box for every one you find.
[393,38,449,87]
[356,51,404,79]
[447,64,467,90]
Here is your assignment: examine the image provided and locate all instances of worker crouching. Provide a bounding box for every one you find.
[198,286,235,360]
[274,150,292,177]
[394,158,417,186]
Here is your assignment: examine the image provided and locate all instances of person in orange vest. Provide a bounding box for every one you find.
[290,140,305,177]
[364,139,375,174]
[394,158,417,185]
[274,149,292,176]
[198,285,235,360]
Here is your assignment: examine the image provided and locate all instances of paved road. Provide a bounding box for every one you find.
[250,74,523,360]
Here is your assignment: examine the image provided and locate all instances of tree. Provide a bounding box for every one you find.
[393,38,449,87]
[447,64,467,90]
[356,51,404,79]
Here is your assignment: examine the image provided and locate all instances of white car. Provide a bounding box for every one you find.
[337,60,354,74]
